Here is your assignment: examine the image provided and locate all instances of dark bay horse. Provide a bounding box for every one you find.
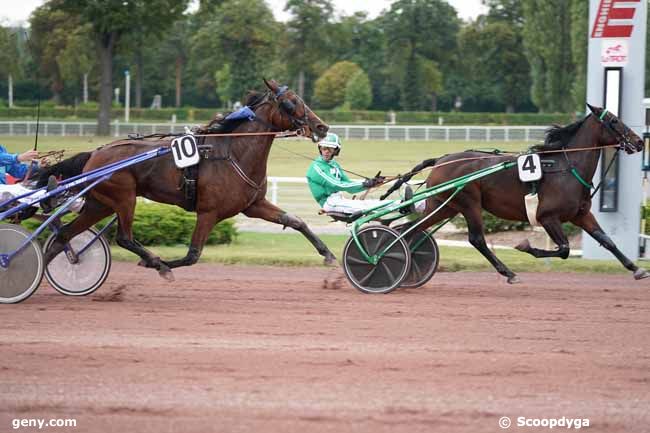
[387,104,648,283]
[41,79,335,280]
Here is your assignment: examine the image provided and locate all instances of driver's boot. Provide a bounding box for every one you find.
[399,185,416,215]
[40,175,59,213]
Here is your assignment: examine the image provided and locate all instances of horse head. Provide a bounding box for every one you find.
[587,103,643,154]
[263,78,329,142]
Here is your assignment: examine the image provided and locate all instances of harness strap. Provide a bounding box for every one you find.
[570,167,593,189]
[201,146,266,209]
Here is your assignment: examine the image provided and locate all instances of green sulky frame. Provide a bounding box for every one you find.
[349,161,517,264]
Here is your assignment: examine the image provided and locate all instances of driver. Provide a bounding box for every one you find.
[306,133,422,215]
[0,145,59,213]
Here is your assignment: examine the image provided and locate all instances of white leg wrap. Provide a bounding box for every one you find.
[524,193,540,226]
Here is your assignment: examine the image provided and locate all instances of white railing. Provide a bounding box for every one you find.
[236,176,347,233]
[0,121,548,142]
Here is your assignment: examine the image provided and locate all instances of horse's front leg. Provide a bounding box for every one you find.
[514,218,570,259]
[243,198,336,265]
[572,211,649,280]
[164,211,219,269]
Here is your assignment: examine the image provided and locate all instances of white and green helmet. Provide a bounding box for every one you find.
[318,133,341,155]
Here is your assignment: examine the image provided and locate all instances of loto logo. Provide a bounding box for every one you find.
[601,39,629,66]
[591,0,640,38]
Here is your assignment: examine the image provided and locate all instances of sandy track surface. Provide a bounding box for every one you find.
[1,263,649,432]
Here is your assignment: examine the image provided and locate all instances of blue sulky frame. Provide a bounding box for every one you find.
[0,146,172,270]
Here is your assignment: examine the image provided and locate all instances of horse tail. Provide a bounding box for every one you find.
[36,152,92,187]
[380,157,438,200]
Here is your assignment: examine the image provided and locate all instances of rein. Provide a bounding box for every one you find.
[192,131,300,138]
[392,143,623,184]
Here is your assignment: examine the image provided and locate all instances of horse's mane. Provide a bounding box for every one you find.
[529,116,587,152]
[243,91,267,108]
[200,91,269,133]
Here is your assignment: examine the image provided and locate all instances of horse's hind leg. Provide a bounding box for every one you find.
[515,218,570,259]
[243,198,336,265]
[572,211,649,280]
[165,211,219,269]
[44,198,114,264]
[106,193,174,281]
[462,207,519,284]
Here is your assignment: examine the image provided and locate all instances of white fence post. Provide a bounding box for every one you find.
[271,178,278,204]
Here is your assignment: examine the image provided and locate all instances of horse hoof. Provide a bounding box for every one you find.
[507,275,521,284]
[137,259,147,267]
[159,269,175,282]
[634,269,650,280]
[514,239,530,252]
[324,254,337,267]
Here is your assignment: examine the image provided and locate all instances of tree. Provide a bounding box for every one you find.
[457,19,529,112]
[344,70,372,109]
[29,4,75,105]
[314,61,362,108]
[420,59,443,112]
[522,0,574,112]
[56,23,95,105]
[327,13,390,109]
[381,0,460,110]
[193,0,280,104]
[284,0,334,101]
[570,0,588,112]
[54,0,189,135]
[0,27,22,107]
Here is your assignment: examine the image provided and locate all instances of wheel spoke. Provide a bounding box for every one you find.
[380,260,396,284]
[358,266,378,285]
[347,255,373,266]
[383,251,406,261]
[411,260,422,278]
[361,233,379,256]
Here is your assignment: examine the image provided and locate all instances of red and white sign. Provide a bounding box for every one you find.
[601,39,629,66]
[591,0,640,38]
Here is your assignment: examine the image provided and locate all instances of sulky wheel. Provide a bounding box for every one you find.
[44,227,112,296]
[342,225,411,294]
[400,228,439,288]
[0,223,44,304]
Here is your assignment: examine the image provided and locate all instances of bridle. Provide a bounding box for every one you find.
[595,109,638,153]
[265,86,316,139]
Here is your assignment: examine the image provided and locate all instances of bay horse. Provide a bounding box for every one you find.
[386,104,648,283]
[40,79,336,280]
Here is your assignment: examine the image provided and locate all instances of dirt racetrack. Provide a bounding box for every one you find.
[1,263,649,433]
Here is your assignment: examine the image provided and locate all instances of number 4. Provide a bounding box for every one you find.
[522,155,536,173]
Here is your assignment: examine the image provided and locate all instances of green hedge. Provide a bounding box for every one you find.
[0,105,577,126]
[452,211,581,236]
[22,201,237,246]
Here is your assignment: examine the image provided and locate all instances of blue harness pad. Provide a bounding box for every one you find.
[225,106,256,121]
